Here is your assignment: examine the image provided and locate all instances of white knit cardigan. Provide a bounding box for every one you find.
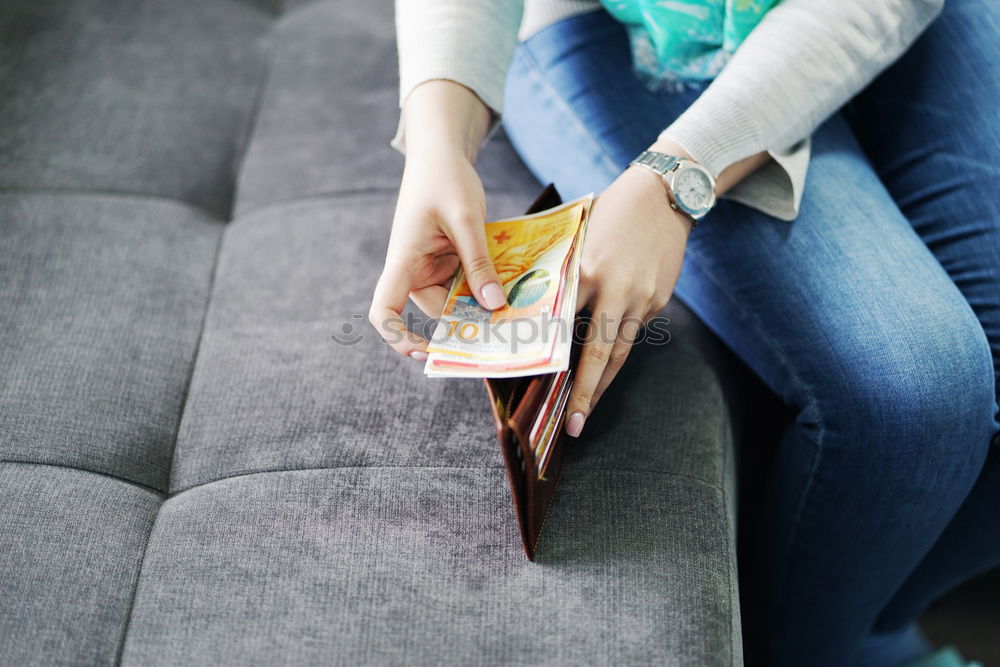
[393,0,943,220]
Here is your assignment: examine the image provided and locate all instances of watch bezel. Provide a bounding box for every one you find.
[667,160,717,220]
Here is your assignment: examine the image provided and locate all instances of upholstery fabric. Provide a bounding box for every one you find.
[0,194,220,491]
[121,467,735,665]
[0,464,162,666]
[0,0,744,664]
[0,0,272,217]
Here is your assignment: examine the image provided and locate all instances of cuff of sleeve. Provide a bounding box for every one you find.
[722,138,811,221]
[657,88,764,178]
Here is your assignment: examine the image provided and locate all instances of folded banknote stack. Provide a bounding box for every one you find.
[424,193,593,379]
[423,186,592,560]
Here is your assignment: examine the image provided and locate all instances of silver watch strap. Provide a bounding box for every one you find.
[628,150,700,228]
[630,150,678,176]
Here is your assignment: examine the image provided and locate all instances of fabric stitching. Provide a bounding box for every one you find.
[112,12,281,664]
[720,399,738,665]
[531,464,562,554]
[112,507,161,666]
[0,187,225,222]
[111,227,224,667]
[0,460,166,499]
[167,462,728,499]
[714,468,737,666]
[228,27,281,218]
[230,187,541,226]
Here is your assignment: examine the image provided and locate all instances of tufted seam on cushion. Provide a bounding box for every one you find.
[227,1,398,217]
[166,0,281,490]
[166,462,729,499]
[228,33,280,219]
[0,462,164,665]
[111,13,283,660]
[229,188,548,227]
[0,188,226,223]
[0,460,166,499]
[0,0,279,218]
[720,404,740,665]
[113,498,166,665]
[161,240,226,491]
[109,228,222,664]
[275,0,332,26]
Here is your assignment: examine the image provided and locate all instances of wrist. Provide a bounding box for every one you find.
[620,164,694,237]
[402,80,492,163]
[629,145,719,225]
[403,140,475,171]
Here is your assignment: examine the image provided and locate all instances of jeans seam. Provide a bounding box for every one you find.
[682,242,827,641]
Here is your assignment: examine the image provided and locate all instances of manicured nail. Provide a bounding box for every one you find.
[409,350,428,361]
[565,411,585,438]
[480,282,507,310]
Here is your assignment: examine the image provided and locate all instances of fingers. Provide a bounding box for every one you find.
[369,259,428,360]
[575,278,596,315]
[591,313,642,410]
[447,214,507,310]
[564,300,622,438]
[409,284,448,319]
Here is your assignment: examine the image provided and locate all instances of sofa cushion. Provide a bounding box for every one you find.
[121,466,737,665]
[231,0,542,219]
[171,194,734,494]
[0,194,220,491]
[0,463,161,666]
[0,0,745,663]
[0,0,272,216]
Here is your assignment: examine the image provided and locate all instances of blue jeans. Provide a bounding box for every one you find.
[502,2,1000,665]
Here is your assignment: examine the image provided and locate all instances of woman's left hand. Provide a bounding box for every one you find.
[564,159,692,438]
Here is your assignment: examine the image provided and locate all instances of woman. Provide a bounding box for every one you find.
[369,0,1000,664]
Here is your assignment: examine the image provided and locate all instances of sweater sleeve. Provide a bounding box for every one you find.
[391,0,944,222]
[661,0,944,179]
[391,0,525,153]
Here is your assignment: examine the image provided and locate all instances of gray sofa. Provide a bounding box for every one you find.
[0,1,746,664]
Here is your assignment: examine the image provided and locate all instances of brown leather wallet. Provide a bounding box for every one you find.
[483,184,576,561]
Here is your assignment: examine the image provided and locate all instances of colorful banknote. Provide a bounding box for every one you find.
[424,195,593,378]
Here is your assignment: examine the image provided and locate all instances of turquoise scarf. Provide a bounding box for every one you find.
[600,0,780,89]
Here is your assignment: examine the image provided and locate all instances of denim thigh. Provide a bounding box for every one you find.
[847,0,1000,431]
[503,9,998,664]
[843,0,1000,632]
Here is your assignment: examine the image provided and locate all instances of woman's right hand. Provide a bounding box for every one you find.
[369,81,505,360]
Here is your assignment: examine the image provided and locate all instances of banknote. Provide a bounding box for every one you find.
[531,368,573,479]
[424,195,593,378]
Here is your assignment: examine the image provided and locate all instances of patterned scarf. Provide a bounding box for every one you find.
[600,0,780,90]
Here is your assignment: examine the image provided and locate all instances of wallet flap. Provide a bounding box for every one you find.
[483,378,510,434]
[525,183,562,215]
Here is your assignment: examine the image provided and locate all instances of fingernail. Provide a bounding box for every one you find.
[480,282,507,310]
[565,411,585,438]
[409,350,428,361]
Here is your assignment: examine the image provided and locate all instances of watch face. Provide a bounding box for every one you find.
[674,167,714,215]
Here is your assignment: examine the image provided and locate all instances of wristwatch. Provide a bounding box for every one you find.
[629,150,717,226]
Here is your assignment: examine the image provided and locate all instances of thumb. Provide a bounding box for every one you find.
[450,216,507,310]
